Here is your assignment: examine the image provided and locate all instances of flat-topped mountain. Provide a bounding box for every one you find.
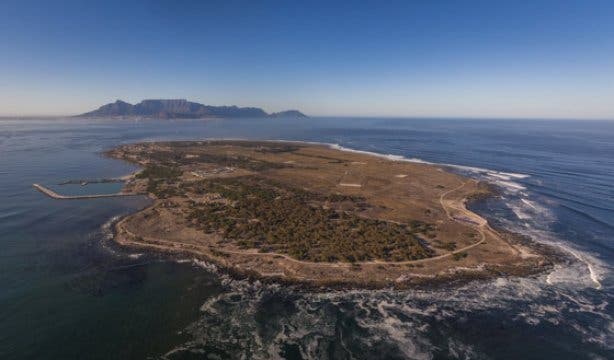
[78,99,307,119]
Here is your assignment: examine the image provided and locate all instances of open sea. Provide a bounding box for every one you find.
[0,117,612,359]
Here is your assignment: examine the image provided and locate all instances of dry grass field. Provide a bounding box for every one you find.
[107,140,548,288]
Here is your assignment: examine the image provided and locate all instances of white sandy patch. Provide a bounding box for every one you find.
[338,183,362,187]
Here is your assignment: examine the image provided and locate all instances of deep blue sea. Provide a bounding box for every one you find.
[0,117,612,359]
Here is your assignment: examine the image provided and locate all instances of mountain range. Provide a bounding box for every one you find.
[78,99,307,119]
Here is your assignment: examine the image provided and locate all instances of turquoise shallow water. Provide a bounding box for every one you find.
[46,182,125,196]
[0,117,612,359]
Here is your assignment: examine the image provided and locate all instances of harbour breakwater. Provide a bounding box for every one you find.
[32,183,140,200]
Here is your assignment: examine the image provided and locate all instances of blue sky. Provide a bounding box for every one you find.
[1,0,613,118]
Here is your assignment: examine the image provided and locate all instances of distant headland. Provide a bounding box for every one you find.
[77,99,307,119]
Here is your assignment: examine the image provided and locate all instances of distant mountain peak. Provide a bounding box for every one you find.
[269,110,307,118]
[78,99,307,119]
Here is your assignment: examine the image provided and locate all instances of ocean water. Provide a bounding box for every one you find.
[0,117,612,359]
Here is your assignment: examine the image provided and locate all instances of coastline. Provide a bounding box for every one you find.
[101,139,557,289]
[111,220,556,291]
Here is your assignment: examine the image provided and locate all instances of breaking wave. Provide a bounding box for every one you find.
[276,139,607,290]
[104,138,611,359]
[162,270,612,359]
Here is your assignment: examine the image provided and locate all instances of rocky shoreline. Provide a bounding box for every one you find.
[101,140,559,290]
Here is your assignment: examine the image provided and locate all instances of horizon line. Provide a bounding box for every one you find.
[1,114,613,122]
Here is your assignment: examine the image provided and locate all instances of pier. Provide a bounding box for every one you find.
[32,183,140,200]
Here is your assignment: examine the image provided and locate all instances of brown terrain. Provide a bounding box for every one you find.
[106,140,549,288]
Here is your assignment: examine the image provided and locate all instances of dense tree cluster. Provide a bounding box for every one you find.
[136,164,182,179]
[136,165,184,198]
[138,149,290,171]
[161,141,300,153]
[127,144,438,262]
[186,177,433,262]
[131,141,298,171]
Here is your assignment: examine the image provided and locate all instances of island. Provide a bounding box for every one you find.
[106,140,549,288]
[78,99,307,119]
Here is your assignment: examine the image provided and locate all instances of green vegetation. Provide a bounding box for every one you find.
[168,141,299,153]
[132,142,297,171]
[434,241,457,251]
[136,165,182,179]
[452,252,468,261]
[136,165,184,198]
[186,176,433,262]
[139,149,289,171]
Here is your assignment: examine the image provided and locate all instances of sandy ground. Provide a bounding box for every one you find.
[109,140,550,288]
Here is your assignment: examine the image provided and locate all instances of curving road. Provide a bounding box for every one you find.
[116,179,509,268]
